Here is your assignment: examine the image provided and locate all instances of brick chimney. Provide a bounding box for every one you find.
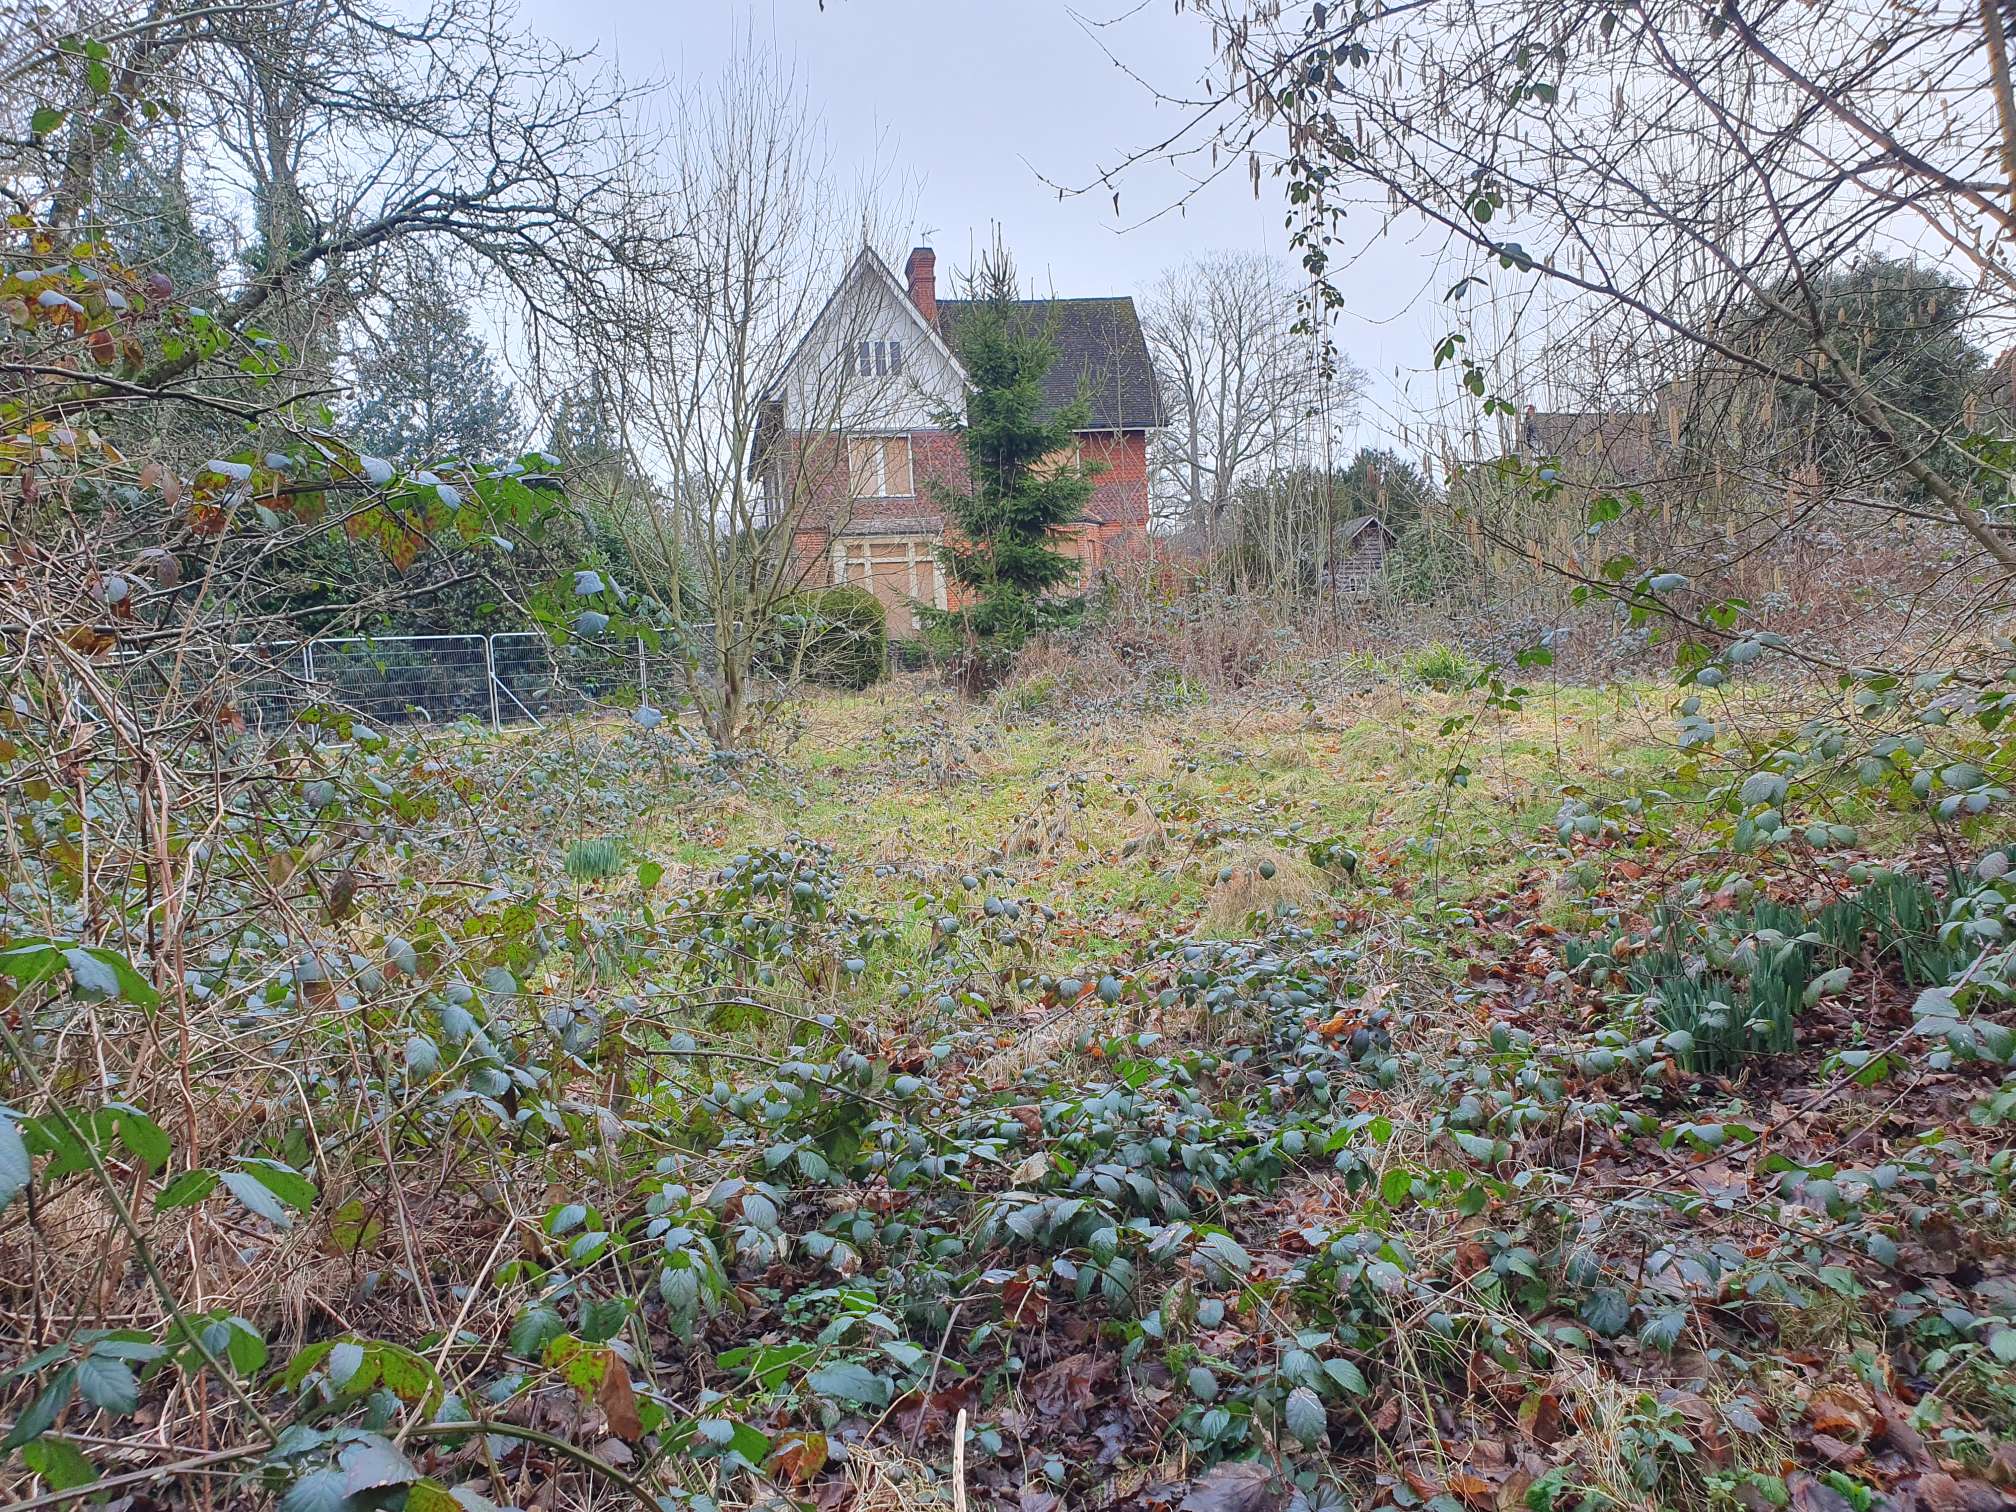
[904,246,936,324]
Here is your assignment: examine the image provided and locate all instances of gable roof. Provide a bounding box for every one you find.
[933,296,1164,432]
[1333,514,1397,547]
[768,246,966,400]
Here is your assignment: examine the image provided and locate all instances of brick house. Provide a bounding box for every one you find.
[757,245,1162,637]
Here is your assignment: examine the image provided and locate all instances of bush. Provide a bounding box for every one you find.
[1405,641,1481,689]
[773,585,887,690]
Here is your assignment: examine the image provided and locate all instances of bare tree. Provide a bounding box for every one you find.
[3,0,679,417]
[1141,251,1362,534]
[1065,0,2016,649]
[554,49,908,748]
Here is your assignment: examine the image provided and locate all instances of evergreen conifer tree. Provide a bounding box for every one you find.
[930,243,1099,675]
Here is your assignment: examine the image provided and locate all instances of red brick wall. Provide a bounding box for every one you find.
[777,425,1153,597]
[1080,430,1150,529]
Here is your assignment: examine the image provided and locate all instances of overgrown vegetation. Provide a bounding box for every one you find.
[7,3,2016,1511]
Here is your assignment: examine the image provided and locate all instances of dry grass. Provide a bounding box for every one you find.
[1195,844,1331,936]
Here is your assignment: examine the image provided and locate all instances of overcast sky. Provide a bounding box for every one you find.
[515,0,1450,451]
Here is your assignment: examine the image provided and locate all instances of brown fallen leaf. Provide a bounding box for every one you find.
[1176,1460,1286,1512]
[596,1358,643,1441]
[1446,1468,1502,1509]
[1519,1389,1566,1446]
[1807,1386,1873,1441]
[768,1430,829,1485]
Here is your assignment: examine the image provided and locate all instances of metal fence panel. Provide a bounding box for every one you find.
[72,623,823,739]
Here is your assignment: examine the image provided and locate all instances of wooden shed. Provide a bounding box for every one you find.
[1323,515,1397,595]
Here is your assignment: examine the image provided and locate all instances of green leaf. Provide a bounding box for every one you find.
[1379,1167,1412,1207]
[219,1168,292,1227]
[21,1436,98,1491]
[328,1341,368,1390]
[217,1317,267,1375]
[339,1435,416,1494]
[112,1107,171,1170]
[62,948,120,999]
[579,1297,627,1343]
[29,106,64,135]
[0,941,65,987]
[1581,1287,1630,1338]
[155,1167,218,1210]
[0,1115,29,1213]
[280,1467,352,1512]
[76,1353,138,1414]
[3,1365,75,1450]
[61,946,157,1007]
[1284,1385,1327,1445]
[806,1361,889,1408]
[236,1158,316,1212]
[1321,1357,1368,1395]
[509,1304,563,1359]
[1990,1328,2016,1365]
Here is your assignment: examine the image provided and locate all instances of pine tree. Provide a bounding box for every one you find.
[930,244,1099,668]
[347,265,520,465]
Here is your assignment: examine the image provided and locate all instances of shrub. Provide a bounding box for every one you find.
[773,585,887,690]
[1405,641,1480,689]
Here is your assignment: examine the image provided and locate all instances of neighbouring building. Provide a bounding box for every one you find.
[1323,515,1398,594]
[755,245,1163,637]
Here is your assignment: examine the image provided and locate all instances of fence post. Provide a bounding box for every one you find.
[484,635,501,732]
[638,638,647,698]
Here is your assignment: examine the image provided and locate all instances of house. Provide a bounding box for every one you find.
[757,245,1162,637]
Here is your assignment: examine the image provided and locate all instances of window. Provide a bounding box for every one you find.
[847,435,913,498]
[1032,441,1083,478]
[841,339,903,379]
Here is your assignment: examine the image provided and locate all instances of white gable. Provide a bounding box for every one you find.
[777,248,966,433]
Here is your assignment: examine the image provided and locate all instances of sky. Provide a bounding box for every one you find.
[514,0,1447,451]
